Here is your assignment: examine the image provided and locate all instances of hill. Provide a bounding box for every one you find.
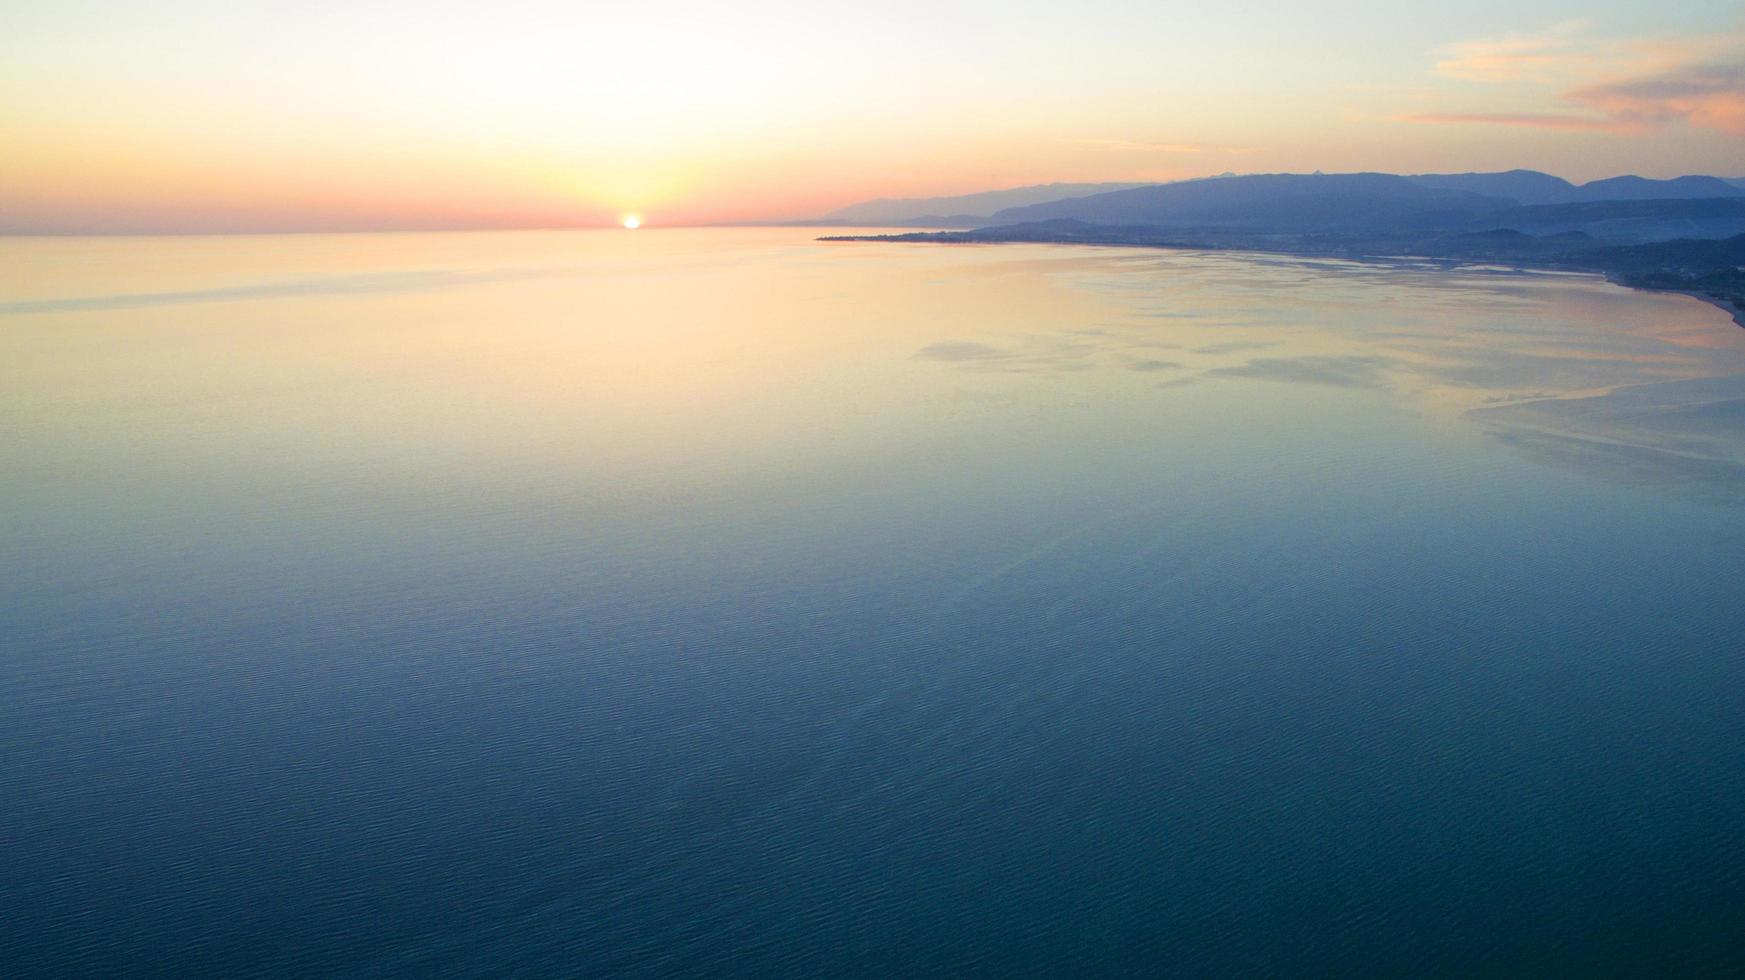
[1404,171,1745,205]
[1567,175,1745,202]
[1484,199,1745,244]
[819,172,1745,228]
[981,173,1512,233]
[823,182,1153,225]
[1406,170,1576,205]
[1571,233,1745,277]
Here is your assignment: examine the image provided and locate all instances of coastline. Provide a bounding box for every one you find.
[1638,285,1745,328]
[822,230,1745,330]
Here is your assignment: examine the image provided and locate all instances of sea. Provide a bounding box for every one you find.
[5,228,1745,975]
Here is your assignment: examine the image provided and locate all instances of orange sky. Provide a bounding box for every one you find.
[3,1,1743,231]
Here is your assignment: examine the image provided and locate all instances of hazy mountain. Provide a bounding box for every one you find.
[1402,171,1745,205]
[1566,175,1745,203]
[981,173,1511,233]
[1405,170,1576,205]
[824,182,1153,225]
[822,172,1745,228]
[896,214,988,228]
[1572,232,1745,275]
[1485,199,1745,244]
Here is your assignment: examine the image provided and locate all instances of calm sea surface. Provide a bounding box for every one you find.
[5,228,1745,975]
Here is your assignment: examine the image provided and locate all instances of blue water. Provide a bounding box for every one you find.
[5,230,1745,975]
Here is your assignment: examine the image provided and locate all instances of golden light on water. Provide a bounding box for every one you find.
[622,214,643,229]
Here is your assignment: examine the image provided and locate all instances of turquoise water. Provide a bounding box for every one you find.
[5,229,1745,975]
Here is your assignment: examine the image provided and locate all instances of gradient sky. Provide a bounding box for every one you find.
[4,0,1743,231]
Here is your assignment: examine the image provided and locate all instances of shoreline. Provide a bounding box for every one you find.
[822,231,1745,330]
[1638,285,1745,328]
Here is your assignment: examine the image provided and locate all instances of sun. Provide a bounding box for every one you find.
[621,214,642,229]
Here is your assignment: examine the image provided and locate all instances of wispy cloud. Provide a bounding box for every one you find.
[1402,111,1639,133]
[1433,23,1593,83]
[1414,23,1745,136]
[1568,62,1745,135]
[1074,139,1252,154]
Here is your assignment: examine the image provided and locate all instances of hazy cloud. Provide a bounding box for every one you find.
[1075,139,1252,154]
[1403,111,1637,133]
[1434,25,1592,83]
[1417,24,1745,136]
[1568,62,1745,135]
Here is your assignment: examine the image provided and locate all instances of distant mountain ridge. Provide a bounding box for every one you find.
[1489,199,1745,244]
[821,170,1745,228]
[1571,175,1745,203]
[983,173,1512,231]
[1405,170,1745,205]
[962,172,1745,243]
[1405,170,1578,204]
[823,182,1153,225]
[822,173,1745,325]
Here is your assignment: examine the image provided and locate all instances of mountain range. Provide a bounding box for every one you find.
[823,182,1151,226]
[1405,170,1745,206]
[823,171,1745,239]
[821,170,1745,324]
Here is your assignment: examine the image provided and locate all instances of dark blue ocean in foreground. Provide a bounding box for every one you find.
[5,229,1745,975]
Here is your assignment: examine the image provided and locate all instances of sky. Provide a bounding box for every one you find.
[3,0,1743,231]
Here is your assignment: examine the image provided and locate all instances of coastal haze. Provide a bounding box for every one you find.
[823,170,1745,320]
[7,229,1745,973]
[818,171,1745,229]
[6,2,1745,230]
[8,0,1745,975]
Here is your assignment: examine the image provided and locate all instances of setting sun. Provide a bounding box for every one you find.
[621,214,642,229]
